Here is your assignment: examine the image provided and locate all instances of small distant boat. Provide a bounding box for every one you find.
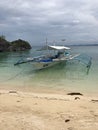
[14,45,92,71]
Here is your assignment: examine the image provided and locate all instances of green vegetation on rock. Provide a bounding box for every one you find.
[10,39,31,51]
[0,36,32,52]
[0,35,10,52]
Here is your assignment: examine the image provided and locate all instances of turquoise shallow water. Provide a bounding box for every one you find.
[0,46,98,93]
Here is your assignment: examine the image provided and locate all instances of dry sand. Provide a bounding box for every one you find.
[0,89,98,130]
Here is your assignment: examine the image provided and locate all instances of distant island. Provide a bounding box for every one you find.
[70,43,98,46]
[0,35,32,52]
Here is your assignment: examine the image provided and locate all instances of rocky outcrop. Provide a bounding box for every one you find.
[0,37,10,52]
[10,39,31,51]
[0,36,32,52]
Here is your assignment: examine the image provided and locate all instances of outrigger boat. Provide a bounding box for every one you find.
[14,45,92,71]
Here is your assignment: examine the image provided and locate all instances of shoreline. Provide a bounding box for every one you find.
[0,88,98,130]
[0,82,98,96]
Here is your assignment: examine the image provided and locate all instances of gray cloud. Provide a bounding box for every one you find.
[0,0,98,45]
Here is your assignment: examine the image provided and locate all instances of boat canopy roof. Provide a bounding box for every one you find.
[48,45,70,50]
[38,45,70,51]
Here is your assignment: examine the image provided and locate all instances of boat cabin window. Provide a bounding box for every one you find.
[56,51,64,58]
[65,51,70,55]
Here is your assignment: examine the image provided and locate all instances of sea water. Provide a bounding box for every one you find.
[0,46,98,93]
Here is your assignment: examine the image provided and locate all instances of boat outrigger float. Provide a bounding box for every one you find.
[14,45,92,70]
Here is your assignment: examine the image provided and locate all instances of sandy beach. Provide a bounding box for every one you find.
[0,89,98,130]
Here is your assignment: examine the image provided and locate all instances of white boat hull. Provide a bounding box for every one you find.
[31,60,66,70]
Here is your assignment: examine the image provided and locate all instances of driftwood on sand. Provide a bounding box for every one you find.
[91,99,98,102]
[67,92,83,96]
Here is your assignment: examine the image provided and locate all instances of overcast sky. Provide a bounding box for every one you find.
[0,0,98,45]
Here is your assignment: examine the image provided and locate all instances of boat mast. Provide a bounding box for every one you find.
[46,38,48,51]
[46,38,50,55]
